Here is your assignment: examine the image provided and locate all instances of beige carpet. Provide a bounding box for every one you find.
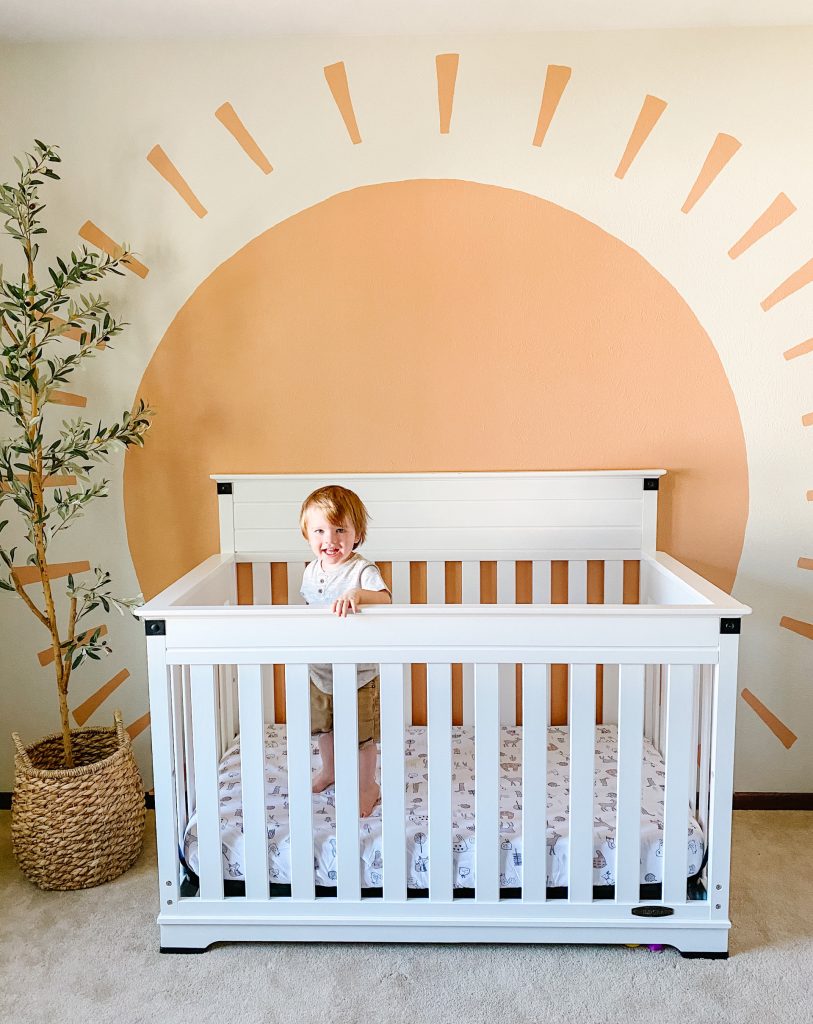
[1,810,811,1024]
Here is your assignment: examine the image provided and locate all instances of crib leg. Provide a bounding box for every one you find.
[679,950,729,960]
[160,945,212,954]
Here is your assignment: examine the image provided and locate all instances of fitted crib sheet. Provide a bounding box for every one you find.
[183,723,704,889]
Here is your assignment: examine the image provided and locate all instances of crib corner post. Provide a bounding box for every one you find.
[145,623,182,919]
[705,626,741,929]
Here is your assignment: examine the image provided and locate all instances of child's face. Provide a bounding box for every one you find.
[305,506,359,568]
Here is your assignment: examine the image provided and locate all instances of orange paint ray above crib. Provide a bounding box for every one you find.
[803,413,813,427]
[614,95,667,179]
[436,53,459,135]
[761,257,813,312]
[126,711,151,740]
[780,615,813,641]
[797,558,813,570]
[784,338,813,361]
[324,62,362,144]
[37,624,107,667]
[78,221,150,279]
[215,102,273,174]
[740,688,797,749]
[73,668,130,725]
[49,390,87,408]
[12,560,90,586]
[146,145,208,219]
[681,133,741,214]
[728,193,796,259]
[532,65,571,147]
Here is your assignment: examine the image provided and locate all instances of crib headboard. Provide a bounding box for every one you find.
[211,470,664,562]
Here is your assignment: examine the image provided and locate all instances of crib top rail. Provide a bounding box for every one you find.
[134,470,750,619]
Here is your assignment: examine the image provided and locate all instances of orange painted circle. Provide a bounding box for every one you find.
[124,180,747,599]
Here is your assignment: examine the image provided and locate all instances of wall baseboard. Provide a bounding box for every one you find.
[732,792,813,810]
[1,791,811,811]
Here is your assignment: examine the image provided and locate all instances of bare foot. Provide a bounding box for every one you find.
[359,782,381,818]
[312,771,335,794]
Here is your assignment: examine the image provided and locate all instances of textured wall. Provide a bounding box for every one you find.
[0,30,811,791]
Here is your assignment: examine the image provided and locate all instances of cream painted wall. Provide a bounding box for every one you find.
[0,29,811,792]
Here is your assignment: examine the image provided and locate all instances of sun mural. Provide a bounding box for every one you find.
[60,57,805,751]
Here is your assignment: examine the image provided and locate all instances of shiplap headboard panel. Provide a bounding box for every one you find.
[212,471,664,562]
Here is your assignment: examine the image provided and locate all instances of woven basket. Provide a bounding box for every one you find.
[11,710,145,890]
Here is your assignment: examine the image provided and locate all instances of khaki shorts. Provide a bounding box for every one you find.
[309,676,380,745]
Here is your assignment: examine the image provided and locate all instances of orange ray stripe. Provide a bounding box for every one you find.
[78,221,150,278]
[37,624,108,667]
[681,133,741,213]
[728,193,796,259]
[73,668,131,725]
[13,560,90,586]
[126,711,151,740]
[803,413,813,427]
[215,102,273,174]
[50,390,87,408]
[761,257,813,312]
[614,95,668,179]
[324,62,362,145]
[780,615,813,640]
[808,491,813,502]
[741,688,798,749]
[532,65,571,147]
[146,145,208,218]
[2,474,77,493]
[797,558,813,570]
[436,53,459,135]
[784,338,813,360]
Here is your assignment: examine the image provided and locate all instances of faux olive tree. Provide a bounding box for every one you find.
[0,141,152,768]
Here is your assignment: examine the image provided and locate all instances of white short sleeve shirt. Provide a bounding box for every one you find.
[300,552,390,693]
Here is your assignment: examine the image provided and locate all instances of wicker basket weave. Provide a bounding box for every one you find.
[11,710,145,890]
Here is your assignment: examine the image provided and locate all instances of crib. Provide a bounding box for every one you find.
[138,470,749,957]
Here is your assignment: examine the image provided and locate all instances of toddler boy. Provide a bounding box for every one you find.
[299,484,391,817]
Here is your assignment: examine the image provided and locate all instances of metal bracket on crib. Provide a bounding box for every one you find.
[643,478,659,490]
[720,618,741,634]
[216,481,233,494]
[145,619,166,636]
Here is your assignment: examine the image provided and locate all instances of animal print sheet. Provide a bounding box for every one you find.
[183,724,705,889]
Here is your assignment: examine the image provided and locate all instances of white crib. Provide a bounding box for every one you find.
[138,470,749,957]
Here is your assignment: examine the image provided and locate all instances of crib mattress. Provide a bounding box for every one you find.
[183,723,704,890]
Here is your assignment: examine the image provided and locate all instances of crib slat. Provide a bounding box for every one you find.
[568,665,596,904]
[663,664,693,904]
[237,665,270,900]
[568,560,587,604]
[286,562,306,605]
[182,667,196,815]
[390,561,410,603]
[170,667,188,842]
[285,663,314,901]
[474,664,500,902]
[190,664,223,900]
[380,663,407,902]
[426,560,445,604]
[333,664,361,901]
[698,665,713,834]
[496,561,517,724]
[604,560,623,604]
[532,560,551,604]
[252,562,272,604]
[522,664,549,902]
[427,663,453,901]
[690,667,701,817]
[461,561,479,724]
[615,664,645,904]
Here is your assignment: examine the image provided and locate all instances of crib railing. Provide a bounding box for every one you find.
[237,555,647,729]
[149,631,737,938]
